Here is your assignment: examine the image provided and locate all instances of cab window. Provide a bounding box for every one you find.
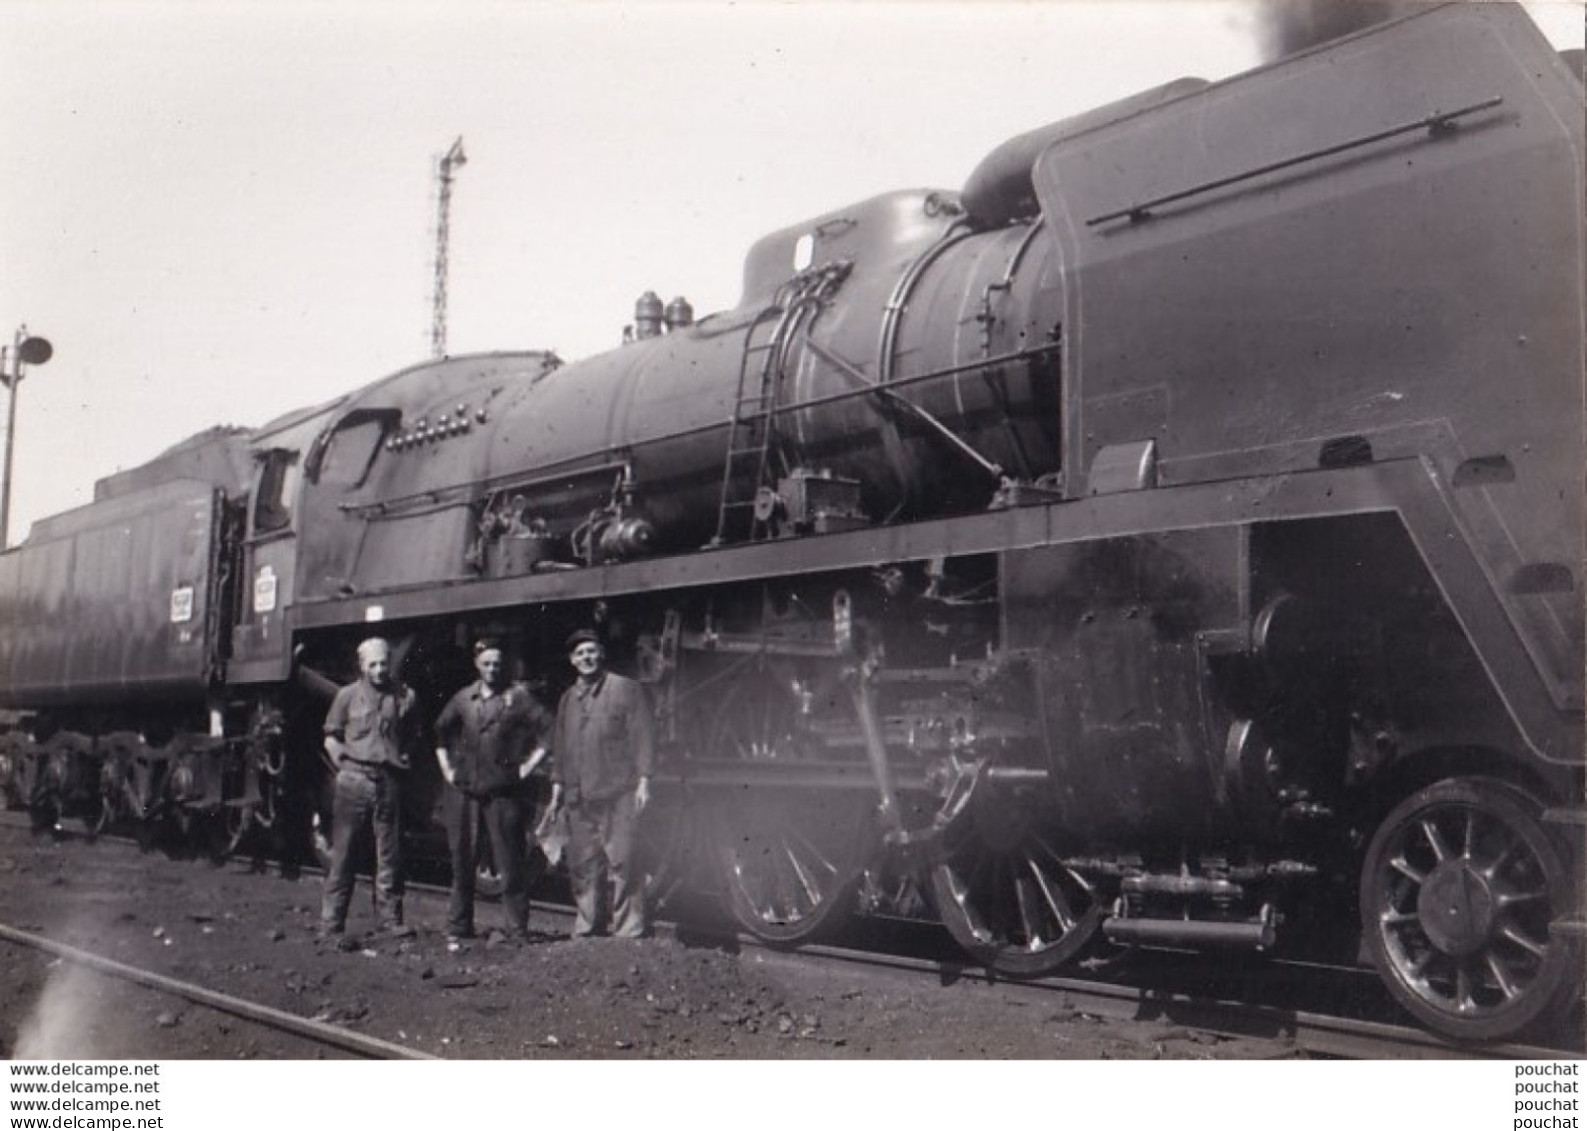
[252,450,300,535]
[317,418,387,489]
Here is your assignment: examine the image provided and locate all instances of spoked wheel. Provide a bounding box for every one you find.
[707,661,876,943]
[1361,777,1582,1041]
[80,795,110,840]
[718,790,876,943]
[88,758,129,840]
[930,793,1102,978]
[79,765,115,840]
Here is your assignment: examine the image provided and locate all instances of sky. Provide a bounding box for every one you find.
[0,0,1581,544]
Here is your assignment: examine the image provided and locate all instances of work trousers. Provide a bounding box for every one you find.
[321,765,405,930]
[443,788,530,938]
[566,790,645,938]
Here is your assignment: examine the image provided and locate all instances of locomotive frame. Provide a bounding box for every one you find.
[1,3,1582,1044]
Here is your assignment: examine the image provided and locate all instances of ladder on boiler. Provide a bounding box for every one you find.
[710,264,850,546]
[710,305,793,546]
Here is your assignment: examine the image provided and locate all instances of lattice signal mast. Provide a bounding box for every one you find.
[431,136,467,359]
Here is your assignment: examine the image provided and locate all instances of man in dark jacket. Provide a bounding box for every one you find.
[549,628,655,938]
[320,637,419,942]
[434,639,553,944]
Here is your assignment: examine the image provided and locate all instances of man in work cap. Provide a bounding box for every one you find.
[549,628,655,938]
[434,638,553,945]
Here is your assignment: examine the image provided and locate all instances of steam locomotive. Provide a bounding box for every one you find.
[1,3,1581,1042]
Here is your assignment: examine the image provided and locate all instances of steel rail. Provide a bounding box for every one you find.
[0,921,435,1061]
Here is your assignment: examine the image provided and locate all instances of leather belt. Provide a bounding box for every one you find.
[340,759,390,778]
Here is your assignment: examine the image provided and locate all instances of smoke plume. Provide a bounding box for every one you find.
[1255,0,1429,60]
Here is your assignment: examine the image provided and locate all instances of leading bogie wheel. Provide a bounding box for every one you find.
[1360,776,1582,1042]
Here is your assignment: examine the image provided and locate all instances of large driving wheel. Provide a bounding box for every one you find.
[930,793,1101,978]
[1360,777,1582,1041]
[718,790,875,943]
[708,661,876,943]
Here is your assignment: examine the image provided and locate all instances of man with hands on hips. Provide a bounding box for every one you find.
[434,638,553,944]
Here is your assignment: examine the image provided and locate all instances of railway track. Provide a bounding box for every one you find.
[2,811,1580,1060]
[740,939,1579,1061]
[0,923,433,1060]
[4,895,1571,1062]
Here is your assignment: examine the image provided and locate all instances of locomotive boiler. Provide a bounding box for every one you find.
[0,3,1581,1042]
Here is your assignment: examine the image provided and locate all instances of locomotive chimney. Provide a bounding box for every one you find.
[1254,0,1419,60]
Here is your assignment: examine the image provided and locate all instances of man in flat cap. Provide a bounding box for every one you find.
[320,636,419,943]
[434,638,554,944]
[549,627,655,938]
